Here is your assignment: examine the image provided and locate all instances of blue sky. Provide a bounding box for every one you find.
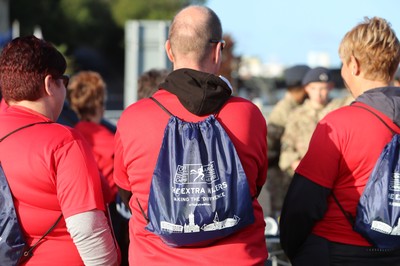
[206,0,400,68]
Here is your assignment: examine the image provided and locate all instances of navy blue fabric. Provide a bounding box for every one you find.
[0,164,25,266]
[146,115,254,247]
[354,134,400,248]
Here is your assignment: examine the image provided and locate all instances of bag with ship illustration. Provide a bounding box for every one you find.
[140,97,255,247]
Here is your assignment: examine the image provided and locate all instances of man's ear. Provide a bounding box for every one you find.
[212,42,222,64]
[350,55,360,76]
[165,40,174,63]
[44,75,55,96]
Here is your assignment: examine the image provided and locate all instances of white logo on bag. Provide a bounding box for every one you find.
[174,162,219,184]
[371,218,400,235]
[160,212,240,233]
[390,172,400,191]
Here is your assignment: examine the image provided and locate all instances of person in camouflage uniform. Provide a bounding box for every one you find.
[321,91,354,117]
[264,65,310,217]
[279,67,334,177]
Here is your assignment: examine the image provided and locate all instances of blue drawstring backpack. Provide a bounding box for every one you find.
[0,163,26,266]
[141,97,255,247]
[354,132,400,249]
[334,105,400,249]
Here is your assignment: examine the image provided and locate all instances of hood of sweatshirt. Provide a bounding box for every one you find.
[356,86,400,127]
[159,68,232,116]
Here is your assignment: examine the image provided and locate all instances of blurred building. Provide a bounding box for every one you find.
[0,0,8,32]
[0,0,11,49]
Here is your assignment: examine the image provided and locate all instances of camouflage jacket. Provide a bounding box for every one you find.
[279,99,327,175]
[267,93,302,167]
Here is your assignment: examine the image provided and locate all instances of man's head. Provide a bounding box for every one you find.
[302,67,333,107]
[165,5,224,73]
[137,68,170,100]
[0,35,67,104]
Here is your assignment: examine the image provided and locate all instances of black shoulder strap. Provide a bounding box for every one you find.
[332,192,355,226]
[22,214,63,259]
[352,104,397,135]
[149,97,174,117]
[0,121,63,260]
[0,121,54,142]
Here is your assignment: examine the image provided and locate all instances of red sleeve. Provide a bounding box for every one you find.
[113,130,131,191]
[55,137,105,218]
[296,118,341,189]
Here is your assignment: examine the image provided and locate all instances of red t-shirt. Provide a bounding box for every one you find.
[0,105,105,265]
[0,98,7,113]
[296,102,395,246]
[114,90,268,265]
[75,121,117,202]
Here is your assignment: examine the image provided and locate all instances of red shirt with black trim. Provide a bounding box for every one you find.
[0,105,105,265]
[296,102,396,246]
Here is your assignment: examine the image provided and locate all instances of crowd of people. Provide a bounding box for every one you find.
[1,4,400,266]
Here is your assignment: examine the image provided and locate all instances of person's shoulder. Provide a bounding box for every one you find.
[224,96,264,115]
[273,95,294,109]
[287,103,308,119]
[324,104,354,117]
[269,95,298,116]
[41,122,87,146]
[119,96,160,121]
[226,95,255,105]
[320,104,356,128]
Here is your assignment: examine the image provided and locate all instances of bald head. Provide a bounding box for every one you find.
[167,5,222,68]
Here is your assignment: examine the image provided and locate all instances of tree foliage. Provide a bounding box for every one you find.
[9,0,205,70]
[8,0,239,108]
[111,0,205,27]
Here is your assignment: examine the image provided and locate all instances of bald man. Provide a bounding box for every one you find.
[114,5,268,265]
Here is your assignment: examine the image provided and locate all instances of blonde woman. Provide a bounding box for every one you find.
[280,17,400,265]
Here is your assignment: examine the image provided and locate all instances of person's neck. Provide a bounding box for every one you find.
[9,99,55,121]
[353,78,390,98]
[173,59,218,74]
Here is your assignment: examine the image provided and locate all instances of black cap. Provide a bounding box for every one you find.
[284,65,311,87]
[302,67,332,86]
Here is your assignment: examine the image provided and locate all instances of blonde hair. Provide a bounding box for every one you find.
[67,71,106,121]
[339,17,400,82]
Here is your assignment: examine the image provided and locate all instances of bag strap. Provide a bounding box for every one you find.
[22,214,63,259]
[149,96,174,117]
[0,121,63,260]
[332,192,355,226]
[0,121,54,142]
[352,104,397,134]
[332,104,399,227]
